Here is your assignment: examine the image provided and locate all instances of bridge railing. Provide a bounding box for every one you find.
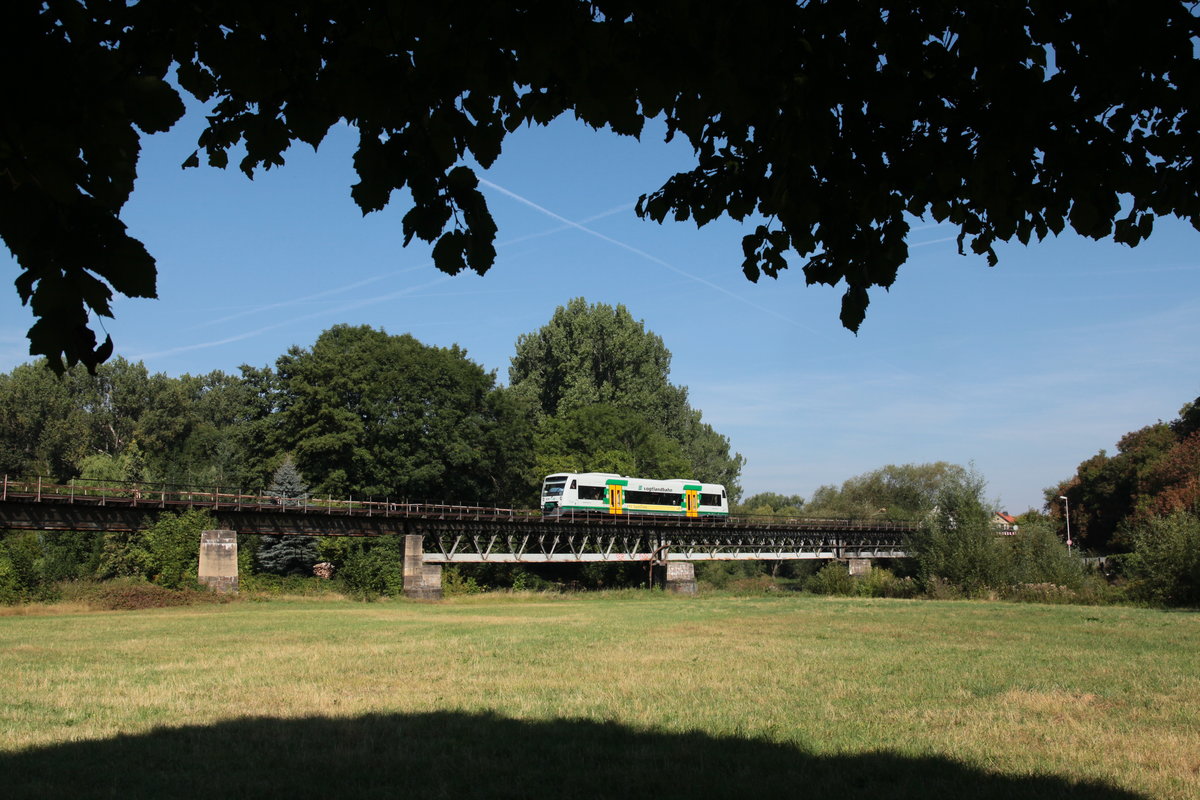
[0,475,546,521]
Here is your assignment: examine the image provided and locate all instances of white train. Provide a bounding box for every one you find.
[541,472,729,517]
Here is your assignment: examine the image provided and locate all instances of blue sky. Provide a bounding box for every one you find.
[3,107,1198,512]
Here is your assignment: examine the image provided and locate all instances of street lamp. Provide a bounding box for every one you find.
[1059,495,1072,554]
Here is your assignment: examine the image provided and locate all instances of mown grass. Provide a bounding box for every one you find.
[1,593,1197,798]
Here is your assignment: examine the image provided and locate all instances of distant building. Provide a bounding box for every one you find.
[991,511,1018,535]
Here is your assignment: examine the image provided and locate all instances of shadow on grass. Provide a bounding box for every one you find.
[4,711,1143,799]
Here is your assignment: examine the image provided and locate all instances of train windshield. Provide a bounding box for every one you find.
[542,477,568,497]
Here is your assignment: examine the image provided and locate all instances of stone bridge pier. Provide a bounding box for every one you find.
[404,534,443,600]
[198,529,238,593]
[845,558,873,576]
[663,562,698,595]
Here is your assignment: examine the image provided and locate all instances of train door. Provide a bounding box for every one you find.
[607,484,624,515]
[684,488,699,518]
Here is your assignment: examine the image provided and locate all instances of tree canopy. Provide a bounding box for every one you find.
[805,462,971,519]
[509,298,688,427]
[274,324,528,502]
[7,1,1198,371]
[510,298,744,495]
[1049,394,1200,550]
[0,308,741,503]
[533,403,692,480]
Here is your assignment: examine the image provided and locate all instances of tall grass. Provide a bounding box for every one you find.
[1,594,1197,798]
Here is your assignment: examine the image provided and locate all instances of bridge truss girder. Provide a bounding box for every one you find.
[421,524,908,563]
[0,488,914,562]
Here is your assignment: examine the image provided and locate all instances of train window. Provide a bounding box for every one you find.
[578,485,604,501]
[543,480,566,496]
[570,479,577,489]
[625,490,681,505]
[700,493,721,506]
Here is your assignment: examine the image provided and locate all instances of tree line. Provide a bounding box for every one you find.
[4,302,1192,605]
[721,463,1093,603]
[0,299,743,600]
[1042,396,1200,606]
[0,299,742,503]
[735,440,1199,607]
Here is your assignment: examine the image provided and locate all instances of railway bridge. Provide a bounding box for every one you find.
[0,477,917,598]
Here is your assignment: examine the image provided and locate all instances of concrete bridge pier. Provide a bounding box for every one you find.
[664,562,698,595]
[199,529,238,593]
[403,534,443,600]
[845,558,873,576]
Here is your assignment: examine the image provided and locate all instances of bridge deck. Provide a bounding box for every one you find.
[0,477,916,561]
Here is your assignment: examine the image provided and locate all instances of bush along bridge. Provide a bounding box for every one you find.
[0,477,917,598]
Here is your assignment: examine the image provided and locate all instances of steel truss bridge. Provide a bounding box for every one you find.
[0,477,915,562]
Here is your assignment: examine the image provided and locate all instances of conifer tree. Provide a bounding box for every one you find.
[256,456,319,576]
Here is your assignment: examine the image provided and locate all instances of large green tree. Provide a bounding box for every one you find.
[171,368,271,489]
[534,404,692,480]
[1050,396,1200,551]
[7,1,1198,370]
[274,324,530,502]
[510,299,743,495]
[908,469,1004,595]
[510,298,689,427]
[0,357,199,483]
[0,361,91,479]
[805,462,971,520]
[735,493,806,516]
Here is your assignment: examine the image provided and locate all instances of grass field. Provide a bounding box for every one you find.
[2,593,1198,798]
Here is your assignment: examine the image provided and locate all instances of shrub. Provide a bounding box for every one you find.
[857,567,919,598]
[238,534,261,577]
[922,576,965,601]
[1120,511,1200,606]
[0,554,23,604]
[339,542,404,600]
[57,578,229,611]
[510,568,553,592]
[95,531,149,580]
[908,469,1005,595]
[695,561,765,590]
[0,532,60,603]
[726,575,779,594]
[1001,520,1084,590]
[443,567,483,596]
[1073,573,1125,605]
[40,532,102,582]
[141,509,212,589]
[806,562,856,595]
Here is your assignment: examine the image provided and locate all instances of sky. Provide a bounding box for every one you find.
[3,105,1199,513]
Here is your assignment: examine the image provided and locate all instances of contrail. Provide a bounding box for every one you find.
[497,202,636,247]
[911,235,958,248]
[190,262,432,329]
[478,178,827,335]
[190,204,636,331]
[135,275,456,360]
